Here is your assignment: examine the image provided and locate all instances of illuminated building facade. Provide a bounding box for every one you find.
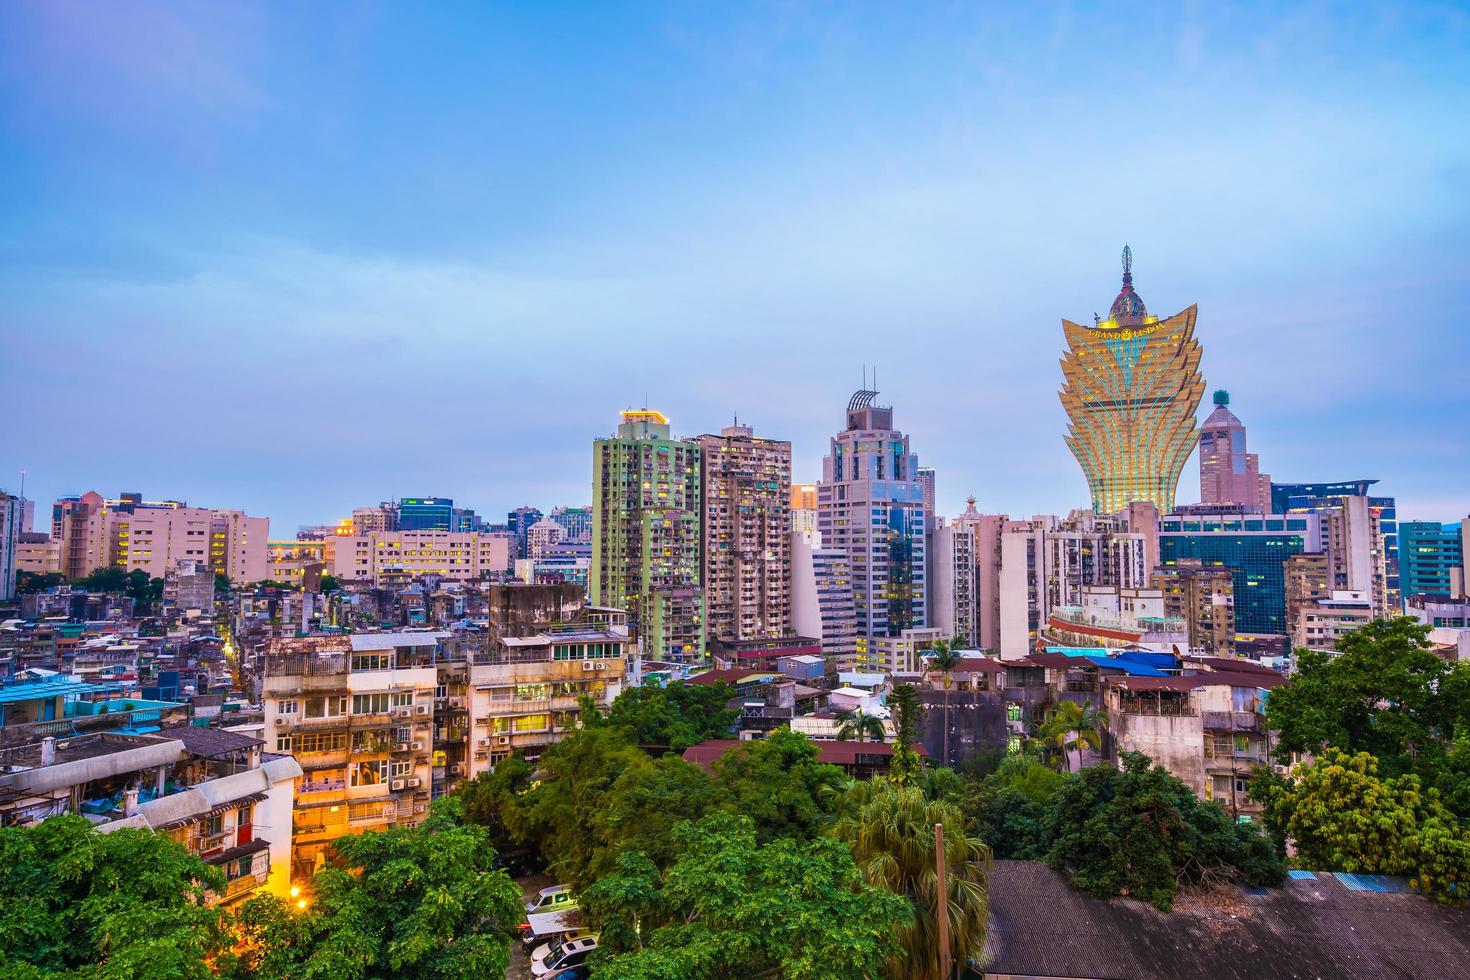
[696,422,793,643]
[591,410,706,661]
[817,390,927,667]
[1059,247,1205,515]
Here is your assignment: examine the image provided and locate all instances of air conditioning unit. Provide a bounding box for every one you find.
[582,661,594,671]
[410,741,423,751]
[495,735,510,746]
[406,777,421,788]
[390,779,405,791]
[415,705,429,716]
[396,742,409,752]
[449,696,465,709]
[450,763,464,775]
[413,804,427,814]
[477,737,491,748]
[396,708,413,719]
[595,661,607,671]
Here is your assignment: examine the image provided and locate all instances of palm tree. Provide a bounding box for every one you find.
[834,707,887,744]
[926,637,964,767]
[1036,700,1101,772]
[887,684,926,787]
[832,781,990,980]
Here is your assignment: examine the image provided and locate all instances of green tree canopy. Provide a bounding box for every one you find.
[15,571,65,594]
[0,815,231,978]
[962,753,1066,861]
[1266,617,1470,813]
[708,728,847,843]
[604,681,738,752]
[887,684,925,787]
[232,799,522,979]
[1253,748,1470,903]
[1046,752,1285,910]
[586,813,907,980]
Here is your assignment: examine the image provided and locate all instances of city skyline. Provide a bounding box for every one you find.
[5,3,1469,530]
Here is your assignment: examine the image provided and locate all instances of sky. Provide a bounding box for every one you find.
[3,1,1468,535]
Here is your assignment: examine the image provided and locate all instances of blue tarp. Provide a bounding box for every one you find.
[1079,657,1171,677]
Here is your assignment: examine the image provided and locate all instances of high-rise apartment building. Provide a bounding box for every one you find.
[0,491,21,600]
[1284,552,1331,649]
[1399,521,1465,599]
[506,507,544,559]
[592,410,705,662]
[928,518,976,645]
[1150,558,1235,656]
[817,390,927,668]
[1198,390,1271,512]
[351,505,397,534]
[696,422,792,644]
[1059,247,1205,515]
[791,484,818,535]
[1273,481,1398,607]
[526,517,566,560]
[917,467,936,519]
[791,529,858,669]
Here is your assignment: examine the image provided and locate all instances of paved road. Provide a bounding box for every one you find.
[508,873,555,980]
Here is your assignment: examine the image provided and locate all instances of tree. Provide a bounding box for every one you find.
[75,566,128,594]
[709,728,847,843]
[1266,617,1470,815]
[962,754,1066,860]
[926,637,965,768]
[214,572,232,595]
[598,756,722,878]
[458,754,540,873]
[1046,752,1285,910]
[834,707,887,744]
[1034,700,1101,773]
[0,815,233,978]
[888,684,925,787]
[605,681,738,752]
[1253,748,1470,903]
[15,570,64,594]
[317,575,340,594]
[587,813,908,980]
[232,799,522,979]
[832,780,990,980]
[124,570,165,614]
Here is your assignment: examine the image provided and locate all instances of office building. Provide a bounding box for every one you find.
[696,422,792,644]
[262,632,441,880]
[1273,481,1398,607]
[1151,558,1235,656]
[1158,512,1321,637]
[791,530,859,669]
[399,497,476,533]
[1399,521,1465,599]
[817,389,927,668]
[14,533,59,576]
[549,506,593,544]
[1198,390,1271,511]
[1059,247,1205,515]
[591,410,705,662]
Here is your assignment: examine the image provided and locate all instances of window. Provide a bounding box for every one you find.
[295,732,347,754]
[391,692,413,707]
[352,653,391,672]
[513,714,549,733]
[350,760,389,786]
[391,760,413,777]
[275,699,299,715]
[304,696,347,718]
[352,693,390,715]
[275,735,293,752]
[395,726,411,743]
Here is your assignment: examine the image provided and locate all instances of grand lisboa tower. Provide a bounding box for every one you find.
[1058,247,1206,515]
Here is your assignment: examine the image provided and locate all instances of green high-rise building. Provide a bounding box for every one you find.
[1399,521,1465,598]
[592,410,706,662]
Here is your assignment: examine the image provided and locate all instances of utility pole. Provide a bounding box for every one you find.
[935,821,951,980]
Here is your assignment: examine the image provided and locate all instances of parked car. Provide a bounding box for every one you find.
[531,934,599,977]
[525,884,578,915]
[548,967,590,980]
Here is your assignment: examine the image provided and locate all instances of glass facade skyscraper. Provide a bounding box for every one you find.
[1399,521,1464,598]
[1158,514,1320,635]
[1059,247,1205,515]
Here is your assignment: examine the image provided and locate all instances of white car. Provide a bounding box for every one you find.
[531,934,599,977]
[525,884,578,915]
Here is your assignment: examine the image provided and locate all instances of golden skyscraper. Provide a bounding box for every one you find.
[1059,247,1205,515]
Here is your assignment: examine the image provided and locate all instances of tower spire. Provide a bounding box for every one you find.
[1121,243,1133,288]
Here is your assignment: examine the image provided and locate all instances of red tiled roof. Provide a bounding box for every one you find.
[685,669,779,687]
[940,658,1007,674]
[1183,656,1282,676]
[1186,669,1287,690]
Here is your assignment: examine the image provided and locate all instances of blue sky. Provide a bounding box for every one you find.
[3,1,1468,534]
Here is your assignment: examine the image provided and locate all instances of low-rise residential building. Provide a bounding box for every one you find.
[1294,589,1375,653]
[261,632,440,880]
[332,531,512,586]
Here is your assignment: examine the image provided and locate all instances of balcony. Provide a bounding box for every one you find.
[1203,711,1260,732]
[297,778,347,795]
[220,870,270,901]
